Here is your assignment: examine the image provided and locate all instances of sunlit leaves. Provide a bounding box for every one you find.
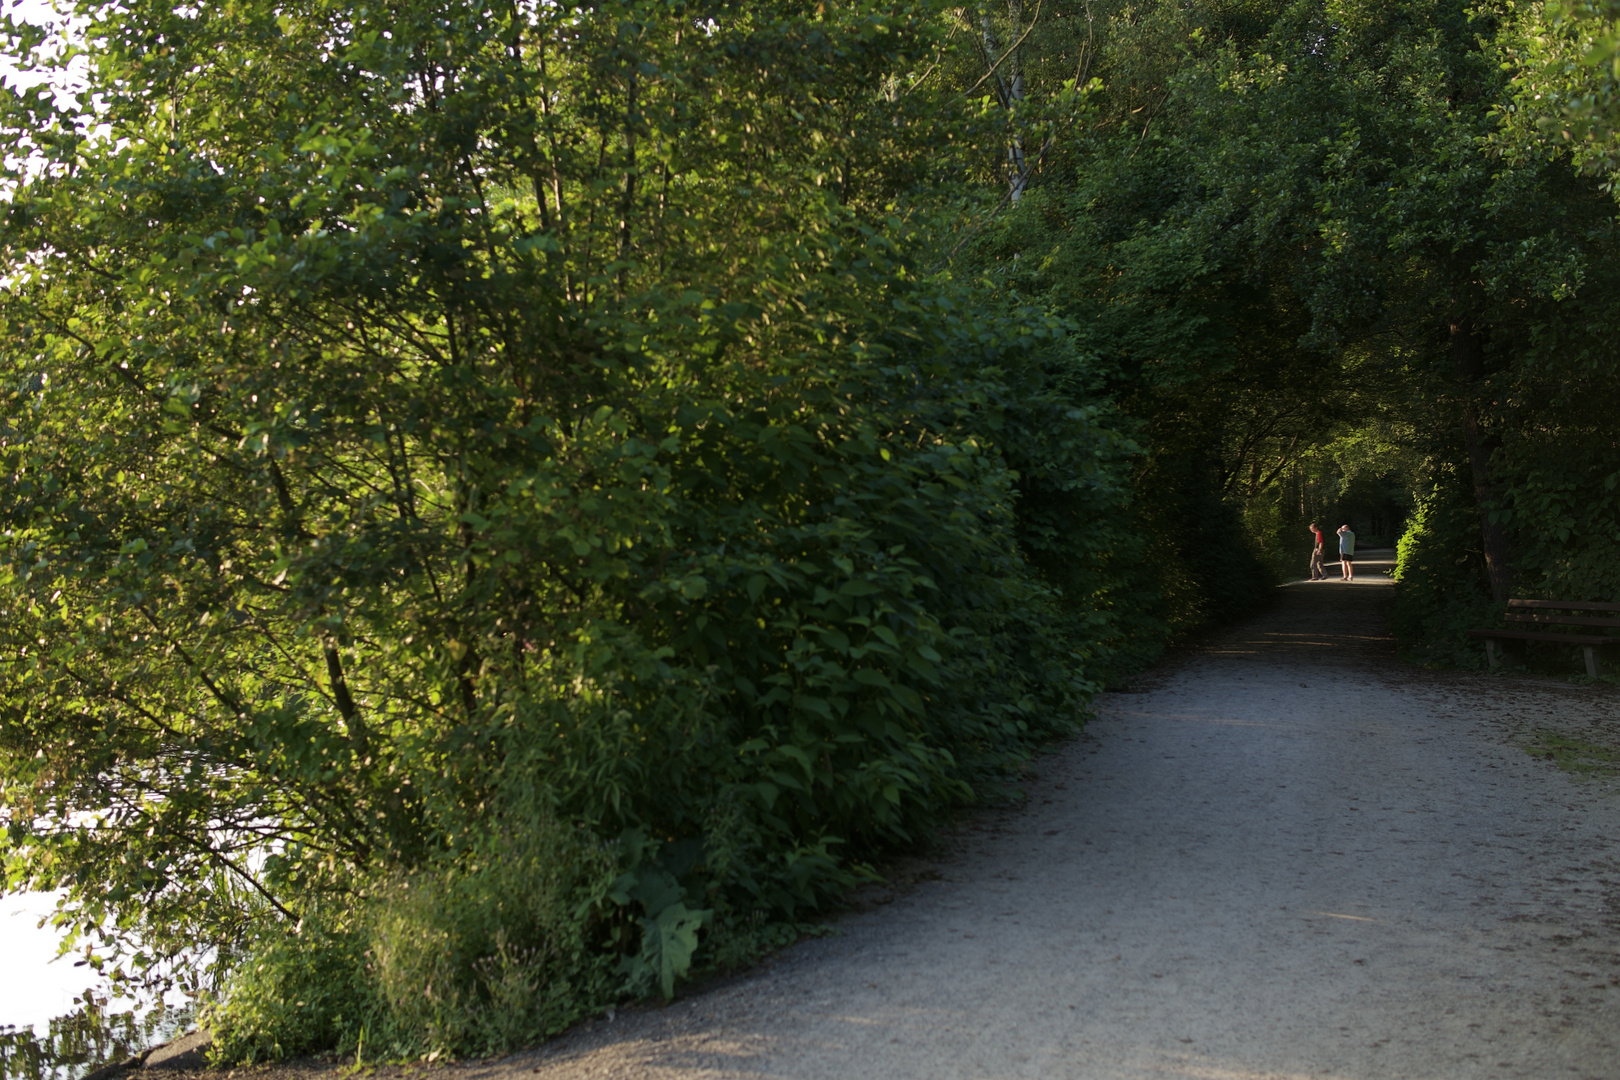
[0,0,1117,1051]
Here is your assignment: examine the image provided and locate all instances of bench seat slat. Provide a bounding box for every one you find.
[1467,629,1617,645]
[1504,613,1620,628]
[1507,599,1620,612]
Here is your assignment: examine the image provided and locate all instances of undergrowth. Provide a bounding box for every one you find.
[1520,729,1620,779]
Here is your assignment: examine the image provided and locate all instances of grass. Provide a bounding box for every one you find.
[1521,728,1620,778]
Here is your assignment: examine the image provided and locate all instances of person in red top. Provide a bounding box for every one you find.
[1308,522,1326,580]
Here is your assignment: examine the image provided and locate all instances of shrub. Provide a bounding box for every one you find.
[0,0,1131,1059]
[1390,469,1496,667]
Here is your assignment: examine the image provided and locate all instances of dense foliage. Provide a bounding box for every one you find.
[0,0,1150,1060]
[955,0,1620,662]
[2,0,1618,1065]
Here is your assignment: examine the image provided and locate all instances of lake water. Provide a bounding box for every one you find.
[0,895,190,1080]
[1,894,97,1032]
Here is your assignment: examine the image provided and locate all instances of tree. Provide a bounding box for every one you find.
[0,0,1128,1056]
[1499,0,1620,173]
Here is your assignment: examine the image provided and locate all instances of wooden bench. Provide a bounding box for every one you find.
[1468,600,1620,678]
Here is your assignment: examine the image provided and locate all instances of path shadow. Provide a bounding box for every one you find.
[1205,549,1398,671]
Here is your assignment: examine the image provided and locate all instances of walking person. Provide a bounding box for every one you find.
[1337,524,1356,581]
[1308,522,1326,580]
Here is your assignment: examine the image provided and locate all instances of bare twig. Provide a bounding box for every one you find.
[962,0,1044,102]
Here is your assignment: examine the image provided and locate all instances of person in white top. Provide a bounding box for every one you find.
[1337,524,1356,581]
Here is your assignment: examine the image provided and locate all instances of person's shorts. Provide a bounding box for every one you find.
[1339,550,1354,562]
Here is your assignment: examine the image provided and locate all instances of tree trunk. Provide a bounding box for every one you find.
[1450,318,1513,602]
[980,8,1005,99]
[1004,0,1029,203]
[980,4,1030,203]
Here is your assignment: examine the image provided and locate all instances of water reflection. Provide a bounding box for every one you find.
[1,897,195,1080]
[0,998,192,1080]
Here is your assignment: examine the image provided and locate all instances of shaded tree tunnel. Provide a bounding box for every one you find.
[958,0,1620,658]
[2,0,1617,1059]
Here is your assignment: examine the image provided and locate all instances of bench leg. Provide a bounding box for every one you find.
[1584,645,1606,679]
[1486,639,1526,670]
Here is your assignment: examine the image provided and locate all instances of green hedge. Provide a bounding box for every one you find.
[1390,469,1496,668]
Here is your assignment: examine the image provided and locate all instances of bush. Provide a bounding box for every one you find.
[1497,427,1620,604]
[204,918,374,1066]
[366,809,618,1058]
[1390,469,1496,667]
[0,0,1151,1061]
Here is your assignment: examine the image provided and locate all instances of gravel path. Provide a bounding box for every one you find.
[495,550,1620,1080]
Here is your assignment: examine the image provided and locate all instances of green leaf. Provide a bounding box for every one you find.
[641,901,710,1001]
